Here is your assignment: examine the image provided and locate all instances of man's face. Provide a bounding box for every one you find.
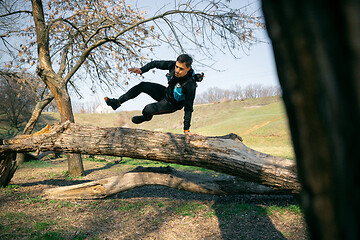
[175,61,191,78]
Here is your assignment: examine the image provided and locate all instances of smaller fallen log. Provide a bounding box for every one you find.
[44,166,280,199]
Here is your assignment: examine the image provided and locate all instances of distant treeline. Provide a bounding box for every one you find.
[194,84,282,105]
[71,84,282,113]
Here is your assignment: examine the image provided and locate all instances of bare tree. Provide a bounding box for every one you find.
[0,70,41,137]
[0,69,53,164]
[0,0,265,176]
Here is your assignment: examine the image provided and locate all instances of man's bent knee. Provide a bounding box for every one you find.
[142,105,154,121]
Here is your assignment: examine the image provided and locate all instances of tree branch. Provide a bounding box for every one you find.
[58,36,74,77]
[0,10,32,18]
[84,22,114,47]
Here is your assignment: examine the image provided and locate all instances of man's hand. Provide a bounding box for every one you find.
[128,67,142,74]
[185,131,198,136]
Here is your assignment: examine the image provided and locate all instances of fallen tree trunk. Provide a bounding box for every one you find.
[0,121,300,192]
[45,166,280,199]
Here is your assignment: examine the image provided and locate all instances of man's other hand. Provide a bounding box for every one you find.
[128,68,142,74]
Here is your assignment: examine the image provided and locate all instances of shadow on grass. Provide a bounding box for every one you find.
[110,186,298,240]
[84,162,116,175]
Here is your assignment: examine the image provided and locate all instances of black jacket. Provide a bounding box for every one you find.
[140,60,197,131]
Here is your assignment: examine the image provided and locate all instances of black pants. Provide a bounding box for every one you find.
[119,82,181,121]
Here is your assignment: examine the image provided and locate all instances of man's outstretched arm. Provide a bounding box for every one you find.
[142,61,175,73]
[129,61,175,75]
[128,68,142,74]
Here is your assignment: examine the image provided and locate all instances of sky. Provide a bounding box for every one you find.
[72,0,279,112]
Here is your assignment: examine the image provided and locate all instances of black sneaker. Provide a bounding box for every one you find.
[104,97,121,110]
[131,115,146,124]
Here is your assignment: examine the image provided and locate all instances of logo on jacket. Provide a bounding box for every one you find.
[174,83,185,101]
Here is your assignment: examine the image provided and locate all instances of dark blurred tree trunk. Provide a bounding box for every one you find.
[262,1,359,239]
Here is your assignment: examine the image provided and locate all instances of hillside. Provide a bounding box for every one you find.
[34,96,294,159]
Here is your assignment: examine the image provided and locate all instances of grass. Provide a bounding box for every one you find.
[175,202,208,217]
[21,159,55,169]
[117,201,145,212]
[266,204,303,216]
[0,159,306,239]
[1,211,63,239]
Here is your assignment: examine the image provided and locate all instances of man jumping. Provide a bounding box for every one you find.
[104,54,199,136]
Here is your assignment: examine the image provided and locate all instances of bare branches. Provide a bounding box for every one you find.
[1,0,265,96]
[0,69,48,134]
[0,0,32,18]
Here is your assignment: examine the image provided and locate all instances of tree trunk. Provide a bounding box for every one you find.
[31,0,84,177]
[0,121,300,192]
[50,84,84,177]
[44,166,281,200]
[262,0,360,239]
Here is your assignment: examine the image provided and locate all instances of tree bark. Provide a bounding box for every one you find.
[262,0,360,239]
[49,84,84,177]
[0,121,300,192]
[44,166,280,200]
